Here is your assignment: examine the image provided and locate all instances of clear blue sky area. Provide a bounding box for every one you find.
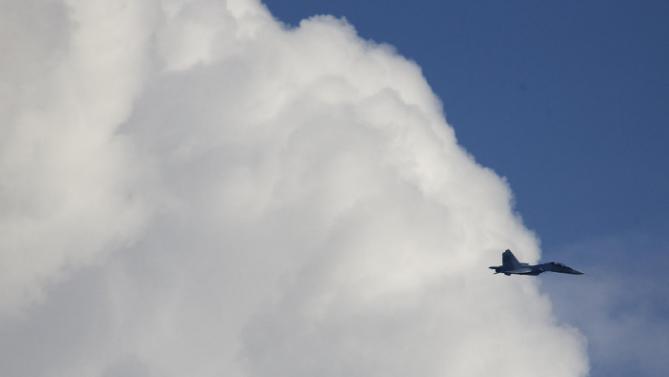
[264,1,669,376]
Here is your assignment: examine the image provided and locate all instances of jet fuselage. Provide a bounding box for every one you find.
[489,250,583,276]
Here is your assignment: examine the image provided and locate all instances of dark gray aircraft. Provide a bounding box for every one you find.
[489,249,583,276]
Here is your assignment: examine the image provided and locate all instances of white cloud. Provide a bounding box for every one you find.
[0,0,151,317]
[0,0,588,376]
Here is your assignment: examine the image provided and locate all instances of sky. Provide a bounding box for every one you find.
[1,0,667,376]
[264,1,669,376]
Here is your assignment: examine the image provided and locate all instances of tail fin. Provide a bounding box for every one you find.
[502,249,521,270]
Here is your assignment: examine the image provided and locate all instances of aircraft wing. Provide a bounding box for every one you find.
[505,267,535,274]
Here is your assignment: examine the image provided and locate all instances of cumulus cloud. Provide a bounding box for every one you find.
[0,0,588,376]
[0,0,150,317]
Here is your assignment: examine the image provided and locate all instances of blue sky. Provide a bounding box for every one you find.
[265,1,668,376]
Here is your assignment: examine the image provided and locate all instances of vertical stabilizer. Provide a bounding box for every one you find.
[502,249,521,270]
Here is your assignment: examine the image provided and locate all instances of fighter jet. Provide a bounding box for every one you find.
[489,249,583,276]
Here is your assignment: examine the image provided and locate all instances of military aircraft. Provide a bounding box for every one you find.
[489,249,583,276]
